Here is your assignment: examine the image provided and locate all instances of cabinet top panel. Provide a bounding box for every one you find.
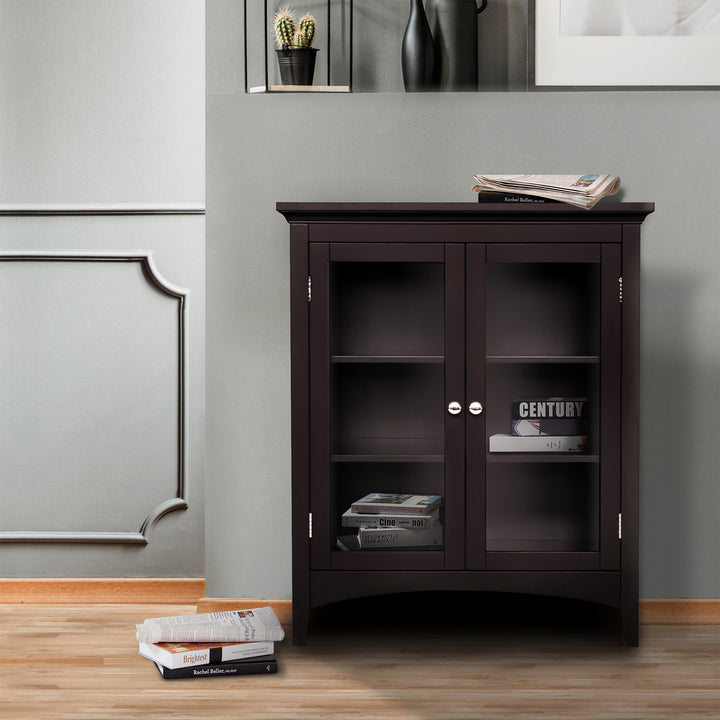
[276,202,654,225]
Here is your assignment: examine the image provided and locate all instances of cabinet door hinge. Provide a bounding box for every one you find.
[618,513,622,539]
[618,276,623,303]
[308,512,313,539]
[307,275,312,302]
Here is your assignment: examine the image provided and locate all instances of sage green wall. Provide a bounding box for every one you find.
[206,1,719,600]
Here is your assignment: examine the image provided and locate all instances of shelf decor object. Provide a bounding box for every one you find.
[278,201,654,647]
[402,0,436,91]
[430,0,488,91]
[245,0,353,93]
[533,0,720,87]
[274,8,319,86]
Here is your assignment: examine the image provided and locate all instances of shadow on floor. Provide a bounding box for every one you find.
[305,591,622,645]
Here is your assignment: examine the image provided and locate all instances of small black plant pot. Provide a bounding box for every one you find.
[276,48,318,86]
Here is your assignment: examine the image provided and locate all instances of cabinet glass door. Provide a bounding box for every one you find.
[466,243,621,571]
[310,242,465,571]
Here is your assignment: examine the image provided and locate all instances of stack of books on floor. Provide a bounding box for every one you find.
[135,606,284,679]
[336,493,443,550]
[489,397,588,453]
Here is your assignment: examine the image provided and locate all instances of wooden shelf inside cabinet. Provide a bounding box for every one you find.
[331,355,444,364]
[486,453,600,463]
[486,355,600,364]
[333,437,445,462]
[332,454,445,463]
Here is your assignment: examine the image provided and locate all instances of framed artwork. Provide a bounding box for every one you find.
[532,0,720,87]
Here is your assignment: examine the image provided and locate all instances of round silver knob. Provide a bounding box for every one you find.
[469,401,483,415]
[448,401,462,415]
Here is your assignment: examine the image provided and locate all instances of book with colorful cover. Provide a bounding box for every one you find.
[350,493,442,516]
[138,639,274,669]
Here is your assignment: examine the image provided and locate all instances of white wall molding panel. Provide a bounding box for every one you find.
[0,213,205,576]
[0,251,189,544]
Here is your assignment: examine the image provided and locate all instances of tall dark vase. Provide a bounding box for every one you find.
[401,0,435,91]
[430,0,487,91]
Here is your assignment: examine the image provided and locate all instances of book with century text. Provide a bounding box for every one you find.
[512,398,587,420]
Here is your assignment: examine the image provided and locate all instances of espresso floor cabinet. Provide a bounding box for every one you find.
[277,202,654,646]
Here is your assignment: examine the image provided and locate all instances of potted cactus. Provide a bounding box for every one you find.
[274,7,318,86]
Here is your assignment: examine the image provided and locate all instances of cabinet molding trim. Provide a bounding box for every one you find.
[0,251,189,544]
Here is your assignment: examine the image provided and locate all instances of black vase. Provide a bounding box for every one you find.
[430,0,487,91]
[401,0,435,91]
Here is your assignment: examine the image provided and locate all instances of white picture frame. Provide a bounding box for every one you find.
[533,0,720,87]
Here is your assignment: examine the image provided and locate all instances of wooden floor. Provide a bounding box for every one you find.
[1,599,718,720]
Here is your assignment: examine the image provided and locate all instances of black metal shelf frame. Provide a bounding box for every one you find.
[244,0,354,92]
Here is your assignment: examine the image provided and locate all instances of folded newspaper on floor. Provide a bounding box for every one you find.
[136,606,285,644]
[472,174,621,209]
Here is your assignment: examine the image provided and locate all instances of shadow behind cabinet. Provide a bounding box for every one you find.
[277,202,654,646]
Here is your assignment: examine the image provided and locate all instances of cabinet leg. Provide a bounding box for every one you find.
[292,598,309,646]
[622,589,639,647]
[622,609,639,647]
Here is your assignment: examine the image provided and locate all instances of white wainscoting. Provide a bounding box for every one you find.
[0,210,205,576]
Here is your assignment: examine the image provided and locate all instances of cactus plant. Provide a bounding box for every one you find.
[274,6,319,85]
[298,13,316,48]
[274,7,296,49]
[274,7,316,49]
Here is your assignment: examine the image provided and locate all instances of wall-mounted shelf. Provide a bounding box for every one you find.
[248,85,350,94]
[244,0,353,94]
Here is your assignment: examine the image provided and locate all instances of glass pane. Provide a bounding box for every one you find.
[329,261,445,553]
[486,463,599,552]
[486,363,599,455]
[485,260,601,553]
[332,363,444,457]
[331,262,444,357]
[486,262,600,357]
